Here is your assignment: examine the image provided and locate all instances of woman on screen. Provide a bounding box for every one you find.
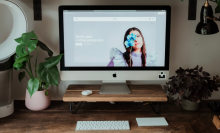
[107,27,147,67]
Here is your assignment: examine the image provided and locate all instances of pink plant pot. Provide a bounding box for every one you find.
[25,89,51,111]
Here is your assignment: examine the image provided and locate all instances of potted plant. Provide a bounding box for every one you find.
[164,65,220,111]
[180,0,220,13]
[13,31,63,111]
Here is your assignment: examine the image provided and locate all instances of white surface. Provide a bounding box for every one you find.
[81,90,92,96]
[0,0,27,61]
[76,121,130,130]
[73,17,156,21]
[0,0,218,100]
[0,100,14,118]
[136,117,168,126]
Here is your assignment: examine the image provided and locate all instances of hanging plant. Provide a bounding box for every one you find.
[181,0,220,13]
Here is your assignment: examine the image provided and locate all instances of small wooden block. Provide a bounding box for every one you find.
[213,115,220,130]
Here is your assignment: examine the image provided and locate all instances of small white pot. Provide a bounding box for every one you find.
[25,89,51,111]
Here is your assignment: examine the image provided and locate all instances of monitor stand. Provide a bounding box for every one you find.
[99,80,131,94]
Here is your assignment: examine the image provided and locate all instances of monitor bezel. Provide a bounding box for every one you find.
[59,5,171,71]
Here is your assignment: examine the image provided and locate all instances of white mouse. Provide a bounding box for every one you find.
[81,90,92,96]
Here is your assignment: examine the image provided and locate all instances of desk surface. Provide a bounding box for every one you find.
[63,85,167,102]
[2,100,218,133]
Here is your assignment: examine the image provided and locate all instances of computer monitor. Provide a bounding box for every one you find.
[59,6,171,94]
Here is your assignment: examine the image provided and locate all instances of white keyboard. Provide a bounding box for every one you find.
[76,121,130,130]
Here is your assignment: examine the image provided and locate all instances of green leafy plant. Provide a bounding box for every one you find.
[164,65,220,103]
[212,0,220,13]
[13,31,63,97]
[181,0,220,13]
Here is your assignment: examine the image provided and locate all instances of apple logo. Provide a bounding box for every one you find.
[113,73,117,78]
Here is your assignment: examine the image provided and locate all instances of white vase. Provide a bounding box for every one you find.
[25,89,51,111]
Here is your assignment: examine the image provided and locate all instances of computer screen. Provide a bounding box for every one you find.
[62,10,167,68]
[59,6,170,73]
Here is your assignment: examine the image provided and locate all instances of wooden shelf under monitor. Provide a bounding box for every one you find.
[63,85,167,102]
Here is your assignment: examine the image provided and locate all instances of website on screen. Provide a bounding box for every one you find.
[63,10,167,67]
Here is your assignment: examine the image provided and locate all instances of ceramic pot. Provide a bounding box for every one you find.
[182,98,199,111]
[25,89,50,111]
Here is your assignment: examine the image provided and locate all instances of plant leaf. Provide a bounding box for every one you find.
[15,37,23,43]
[18,71,25,82]
[16,43,29,57]
[13,58,27,70]
[203,77,211,80]
[13,55,32,68]
[194,65,199,70]
[44,84,49,90]
[13,54,19,60]
[215,5,220,13]
[43,54,63,69]
[37,40,53,57]
[13,63,23,68]
[213,76,216,81]
[28,78,39,98]
[213,85,218,91]
[14,66,25,71]
[199,67,203,72]
[45,90,49,96]
[202,71,210,77]
[16,42,37,57]
[14,55,33,64]
[215,0,220,6]
[37,63,59,86]
[15,31,38,57]
[21,31,38,43]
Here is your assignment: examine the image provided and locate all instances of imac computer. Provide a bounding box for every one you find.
[59,6,171,94]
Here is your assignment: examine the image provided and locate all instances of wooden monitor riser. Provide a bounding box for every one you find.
[63,85,167,102]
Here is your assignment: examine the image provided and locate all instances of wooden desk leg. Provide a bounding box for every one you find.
[69,102,83,114]
[150,102,161,114]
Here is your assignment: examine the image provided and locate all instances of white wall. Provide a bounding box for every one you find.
[1,0,220,100]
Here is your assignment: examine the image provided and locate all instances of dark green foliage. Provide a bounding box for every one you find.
[181,0,220,13]
[164,65,220,102]
[45,90,49,96]
[37,63,59,86]
[37,40,53,57]
[18,71,25,82]
[13,31,63,97]
[28,78,39,97]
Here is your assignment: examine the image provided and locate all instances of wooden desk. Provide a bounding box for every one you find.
[63,85,167,114]
[3,101,218,133]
